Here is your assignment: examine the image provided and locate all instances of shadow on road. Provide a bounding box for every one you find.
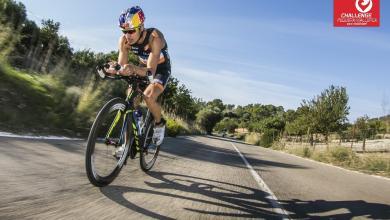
[280,198,390,219]
[101,171,390,219]
[101,171,284,219]
[162,136,308,170]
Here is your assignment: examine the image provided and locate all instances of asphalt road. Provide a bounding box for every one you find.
[0,135,389,219]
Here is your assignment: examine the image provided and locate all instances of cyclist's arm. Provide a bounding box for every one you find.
[103,36,131,75]
[118,36,130,66]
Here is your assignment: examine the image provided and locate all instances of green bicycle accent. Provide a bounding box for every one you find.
[132,120,140,150]
[105,110,123,139]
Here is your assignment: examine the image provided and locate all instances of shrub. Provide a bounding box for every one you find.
[363,157,388,172]
[271,141,286,150]
[311,151,331,163]
[166,118,182,137]
[260,129,279,148]
[330,147,354,163]
[163,114,203,135]
[214,118,238,133]
[235,133,246,140]
[287,146,313,158]
[195,107,223,134]
[375,134,383,139]
[245,132,261,145]
[302,147,312,158]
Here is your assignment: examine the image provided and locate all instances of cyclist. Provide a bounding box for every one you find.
[105,6,171,150]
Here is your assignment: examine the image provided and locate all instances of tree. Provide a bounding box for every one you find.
[0,0,27,29]
[225,104,235,111]
[162,77,202,121]
[0,0,28,59]
[284,109,297,123]
[39,19,60,72]
[223,111,238,118]
[249,116,285,133]
[367,119,385,139]
[215,118,238,133]
[207,99,225,112]
[286,116,308,137]
[355,115,369,152]
[262,116,285,131]
[302,85,350,143]
[196,106,223,134]
[16,19,40,68]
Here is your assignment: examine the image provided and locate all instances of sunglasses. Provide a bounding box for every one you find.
[122,28,138,34]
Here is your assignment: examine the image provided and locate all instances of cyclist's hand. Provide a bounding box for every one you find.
[96,63,111,79]
[119,64,136,76]
[104,61,120,75]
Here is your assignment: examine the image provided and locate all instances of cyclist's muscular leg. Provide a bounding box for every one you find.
[144,83,166,145]
[143,83,164,123]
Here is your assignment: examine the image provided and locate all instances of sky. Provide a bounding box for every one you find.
[19,0,390,121]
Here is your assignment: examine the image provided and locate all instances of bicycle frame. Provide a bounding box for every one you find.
[104,84,147,152]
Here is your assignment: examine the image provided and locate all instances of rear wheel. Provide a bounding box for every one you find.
[140,112,161,172]
[85,98,133,187]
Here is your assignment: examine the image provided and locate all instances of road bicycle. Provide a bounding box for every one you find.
[85,64,161,187]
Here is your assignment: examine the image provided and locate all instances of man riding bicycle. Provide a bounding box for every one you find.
[105,6,171,153]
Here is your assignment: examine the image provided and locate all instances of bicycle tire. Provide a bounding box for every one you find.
[139,113,161,172]
[85,98,134,187]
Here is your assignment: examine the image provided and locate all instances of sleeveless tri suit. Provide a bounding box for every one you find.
[130,28,171,87]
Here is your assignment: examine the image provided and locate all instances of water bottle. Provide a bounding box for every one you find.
[134,109,143,130]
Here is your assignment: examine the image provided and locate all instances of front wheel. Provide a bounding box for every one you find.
[139,112,161,172]
[85,98,133,187]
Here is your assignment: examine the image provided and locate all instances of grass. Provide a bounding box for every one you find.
[0,61,78,135]
[164,113,203,136]
[271,141,390,178]
[0,60,115,136]
[0,62,53,128]
[356,153,390,176]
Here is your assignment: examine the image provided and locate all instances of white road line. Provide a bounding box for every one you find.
[230,142,290,219]
[0,132,83,140]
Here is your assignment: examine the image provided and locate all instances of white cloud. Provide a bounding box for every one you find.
[173,66,309,109]
[60,27,118,53]
[268,19,390,50]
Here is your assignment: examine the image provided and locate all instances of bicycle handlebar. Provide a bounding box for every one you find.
[96,63,149,84]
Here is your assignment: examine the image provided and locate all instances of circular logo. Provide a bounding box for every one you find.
[355,0,373,13]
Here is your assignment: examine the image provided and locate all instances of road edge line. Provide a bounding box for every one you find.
[230,142,290,219]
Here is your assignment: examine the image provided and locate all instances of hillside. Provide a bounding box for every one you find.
[0,61,75,135]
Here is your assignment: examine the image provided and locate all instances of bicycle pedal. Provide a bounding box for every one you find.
[105,138,119,146]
